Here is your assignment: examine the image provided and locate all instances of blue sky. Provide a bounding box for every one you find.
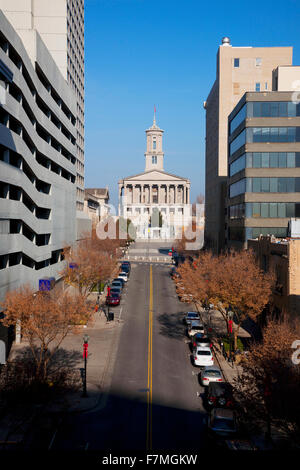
[84,0,300,208]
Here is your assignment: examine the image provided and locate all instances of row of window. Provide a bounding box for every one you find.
[0,106,76,168]
[230,127,300,156]
[228,226,287,242]
[0,181,51,219]
[229,177,300,198]
[0,31,76,125]
[7,76,76,146]
[229,152,300,176]
[230,101,300,135]
[229,202,300,220]
[0,219,50,246]
[0,249,63,270]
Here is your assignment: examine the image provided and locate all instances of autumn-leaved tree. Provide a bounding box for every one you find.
[233,315,300,442]
[62,236,118,300]
[177,249,275,348]
[0,286,89,382]
[210,249,275,346]
[176,251,218,308]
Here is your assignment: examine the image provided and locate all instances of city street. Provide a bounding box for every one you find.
[50,261,207,452]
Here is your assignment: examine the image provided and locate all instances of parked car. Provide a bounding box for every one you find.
[200,366,223,386]
[106,293,120,306]
[118,272,128,282]
[110,287,122,297]
[192,333,212,349]
[113,277,125,287]
[193,346,214,367]
[121,261,131,273]
[183,311,200,325]
[206,408,238,440]
[176,283,192,302]
[224,439,257,451]
[122,261,131,267]
[111,280,123,289]
[120,265,130,276]
[187,320,205,337]
[206,382,234,408]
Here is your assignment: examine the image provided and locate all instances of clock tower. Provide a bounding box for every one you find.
[144,109,164,171]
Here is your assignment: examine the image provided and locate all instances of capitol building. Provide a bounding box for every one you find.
[118,113,191,239]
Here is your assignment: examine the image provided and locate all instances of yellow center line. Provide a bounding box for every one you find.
[146,264,153,451]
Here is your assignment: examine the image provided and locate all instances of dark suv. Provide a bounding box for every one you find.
[121,262,131,275]
[206,382,234,409]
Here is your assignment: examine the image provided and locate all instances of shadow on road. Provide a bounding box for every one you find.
[46,389,207,452]
[157,312,187,340]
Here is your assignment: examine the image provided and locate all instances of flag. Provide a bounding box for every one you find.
[154,105,156,113]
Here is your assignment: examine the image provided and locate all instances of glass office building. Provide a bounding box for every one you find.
[227,91,300,248]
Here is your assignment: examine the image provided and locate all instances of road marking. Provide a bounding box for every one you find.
[48,428,58,450]
[146,264,153,451]
[118,306,123,321]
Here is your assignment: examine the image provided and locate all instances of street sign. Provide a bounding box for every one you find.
[39,277,55,291]
[69,262,78,269]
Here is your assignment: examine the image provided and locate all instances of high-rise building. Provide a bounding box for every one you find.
[204,37,293,253]
[0,10,77,354]
[227,91,300,249]
[0,0,85,212]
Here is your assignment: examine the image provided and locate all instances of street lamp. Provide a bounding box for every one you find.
[82,333,89,397]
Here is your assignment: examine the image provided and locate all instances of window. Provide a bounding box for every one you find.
[152,155,157,164]
[229,104,246,134]
[256,57,262,66]
[229,154,246,176]
[255,82,261,92]
[234,58,240,68]
[229,129,246,156]
[229,179,246,198]
[247,127,299,143]
[247,101,300,118]
[153,139,156,150]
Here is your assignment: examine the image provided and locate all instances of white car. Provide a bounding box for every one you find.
[118,272,128,282]
[187,321,205,338]
[200,365,223,386]
[193,346,214,367]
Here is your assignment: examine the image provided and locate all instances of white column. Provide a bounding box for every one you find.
[166,185,169,204]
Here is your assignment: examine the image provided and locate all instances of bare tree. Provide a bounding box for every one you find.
[0,286,89,382]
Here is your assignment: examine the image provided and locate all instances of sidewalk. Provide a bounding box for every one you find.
[197,307,243,383]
